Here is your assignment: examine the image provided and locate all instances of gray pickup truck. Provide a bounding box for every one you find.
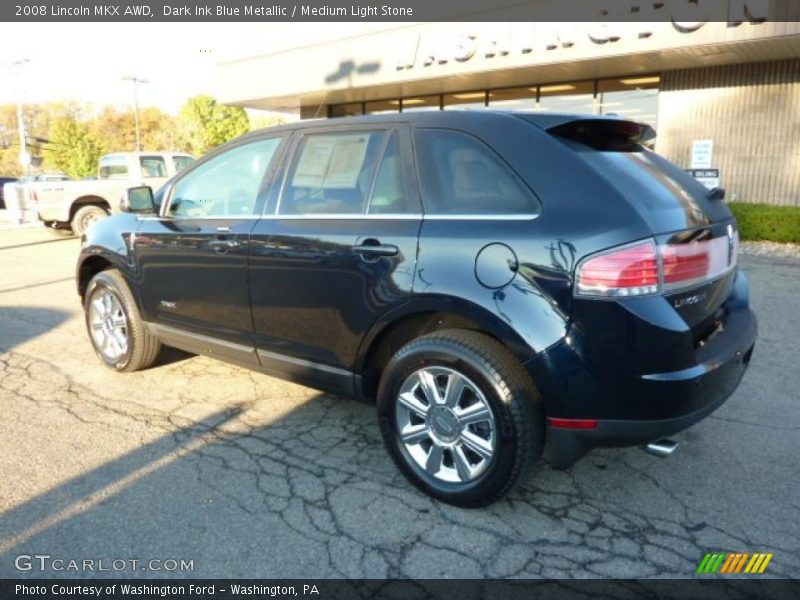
[34,152,194,235]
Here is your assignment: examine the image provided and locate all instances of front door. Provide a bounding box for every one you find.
[134,136,286,365]
[248,127,422,393]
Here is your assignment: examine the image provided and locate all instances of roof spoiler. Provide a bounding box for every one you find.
[547,118,656,148]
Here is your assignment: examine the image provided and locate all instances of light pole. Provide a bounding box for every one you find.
[10,58,30,173]
[122,76,149,151]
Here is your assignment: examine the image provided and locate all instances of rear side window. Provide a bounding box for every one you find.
[413,129,539,216]
[280,131,384,215]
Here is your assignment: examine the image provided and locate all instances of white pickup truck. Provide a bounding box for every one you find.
[33,152,194,235]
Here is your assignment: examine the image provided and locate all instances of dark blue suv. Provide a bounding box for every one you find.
[76,112,756,506]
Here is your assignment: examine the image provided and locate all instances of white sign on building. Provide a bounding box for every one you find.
[691,139,714,169]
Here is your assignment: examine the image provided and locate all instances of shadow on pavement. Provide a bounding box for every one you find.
[0,307,70,353]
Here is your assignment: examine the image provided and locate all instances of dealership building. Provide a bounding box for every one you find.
[216,6,800,206]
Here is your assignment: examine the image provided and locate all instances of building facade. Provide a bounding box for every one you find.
[216,6,800,205]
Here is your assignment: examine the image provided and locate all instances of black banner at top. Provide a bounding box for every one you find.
[2,0,796,22]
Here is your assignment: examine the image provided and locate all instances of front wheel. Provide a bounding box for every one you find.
[377,329,544,507]
[84,269,161,372]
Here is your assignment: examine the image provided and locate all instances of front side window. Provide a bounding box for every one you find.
[367,133,411,215]
[413,129,540,216]
[140,156,167,178]
[279,131,384,215]
[168,137,283,218]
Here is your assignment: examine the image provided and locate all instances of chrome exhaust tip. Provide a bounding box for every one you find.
[644,439,679,458]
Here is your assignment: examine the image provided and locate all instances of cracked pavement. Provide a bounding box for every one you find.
[1,227,798,579]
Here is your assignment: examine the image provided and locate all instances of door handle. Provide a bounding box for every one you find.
[352,241,398,257]
[208,239,240,253]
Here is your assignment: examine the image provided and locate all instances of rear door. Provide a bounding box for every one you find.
[134,135,286,364]
[248,125,422,393]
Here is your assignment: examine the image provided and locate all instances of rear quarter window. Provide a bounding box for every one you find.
[413,129,540,216]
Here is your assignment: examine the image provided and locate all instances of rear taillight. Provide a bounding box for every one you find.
[576,229,738,298]
[31,189,38,203]
[576,240,660,297]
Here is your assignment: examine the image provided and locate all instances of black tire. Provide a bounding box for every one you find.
[84,269,161,372]
[377,329,544,507]
[71,205,109,236]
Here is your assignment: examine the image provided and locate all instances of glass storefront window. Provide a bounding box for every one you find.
[327,77,659,127]
[330,103,363,118]
[400,95,440,112]
[488,87,537,111]
[537,80,595,114]
[443,92,487,111]
[365,100,399,114]
[597,76,660,129]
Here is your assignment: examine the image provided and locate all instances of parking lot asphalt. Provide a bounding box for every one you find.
[1,226,798,579]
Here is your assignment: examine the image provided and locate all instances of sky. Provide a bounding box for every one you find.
[0,22,398,115]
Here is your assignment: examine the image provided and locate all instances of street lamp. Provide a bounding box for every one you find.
[9,58,30,173]
[122,76,149,151]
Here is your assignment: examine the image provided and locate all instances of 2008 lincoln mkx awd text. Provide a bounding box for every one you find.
[76,112,756,507]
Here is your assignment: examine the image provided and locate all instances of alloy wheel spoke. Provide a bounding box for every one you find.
[99,331,110,351]
[425,444,444,474]
[112,329,127,350]
[398,391,429,418]
[400,424,429,445]
[418,370,443,405]
[453,445,473,482]
[102,293,113,315]
[460,430,493,461]
[111,314,126,328]
[456,403,492,426]
[92,298,106,319]
[443,373,467,408]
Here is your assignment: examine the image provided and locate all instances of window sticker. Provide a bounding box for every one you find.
[291,134,371,189]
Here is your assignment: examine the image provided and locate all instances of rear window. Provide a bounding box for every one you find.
[548,119,655,152]
[173,155,194,173]
[98,156,128,179]
[413,129,540,216]
[140,156,167,178]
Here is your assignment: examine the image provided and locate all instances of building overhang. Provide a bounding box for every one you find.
[215,19,800,112]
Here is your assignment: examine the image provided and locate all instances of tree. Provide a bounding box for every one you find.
[92,106,178,153]
[42,117,102,179]
[176,95,249,156]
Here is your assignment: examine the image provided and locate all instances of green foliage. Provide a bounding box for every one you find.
[177,95,250,156]
[729,202,800,244]
[42,117,102,179]
[250,113,291,131]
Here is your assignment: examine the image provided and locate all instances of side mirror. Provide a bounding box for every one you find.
[121,186,155,213]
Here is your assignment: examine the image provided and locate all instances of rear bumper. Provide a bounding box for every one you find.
[546,336,753,468]
[526,270,757,468]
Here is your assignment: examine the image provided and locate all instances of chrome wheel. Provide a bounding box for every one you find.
[396,366,496,483]
[88,289,129,362]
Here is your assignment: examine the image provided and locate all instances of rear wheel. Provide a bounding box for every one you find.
[84,269,161,372]
[377,329,544,507]
[72,205,109,236]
